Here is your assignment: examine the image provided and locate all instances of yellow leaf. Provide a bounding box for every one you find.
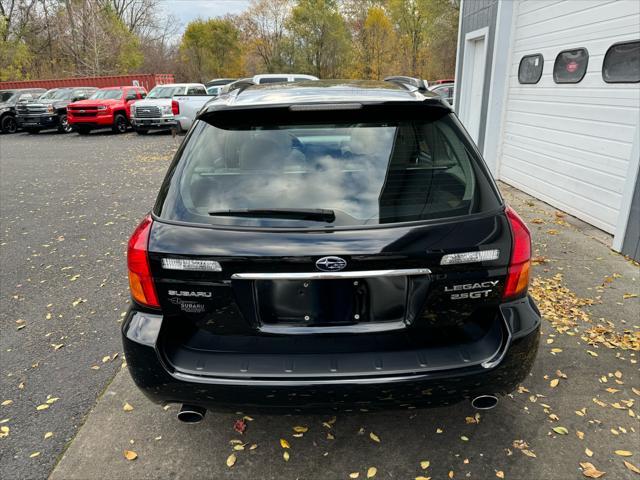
[1,400,13,406]
[0,426,9,438]
[349,473,359,479]
[369,432,380,443]
[496,472,505,479]
[623,293,638,299]
[44,432,53,439]
[36,404,49,411]
[367,466,377,478]
[614,370,622,379]
[45,397,59,404]
[124,450,138,461]
[580,462,605,478]
[587,351,598,357]
[585,448,593,457]
[123,402,134,412]
[233,444,245,451]
[461,435,469,441]
[52,344,64,351]
[102,356,111,363]
[242,415,254,422]
[550,379,560,388]
[623,461,640,474]
[283,451,290,462]
[293,425,308,433]
[420,460,430,469]
[280,438,290,449]
[226,453,236,467]
[249,444,257,450]
[615,450,633,457]
[448,471,455,479]
[415,477,431,480]
[30,451,40,458]
[552,426,568,435]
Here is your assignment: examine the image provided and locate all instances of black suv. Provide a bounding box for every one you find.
[123,80,540,419]
[16,87,96,133]
[0,88,46,133]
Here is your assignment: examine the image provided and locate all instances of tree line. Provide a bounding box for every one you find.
[1,0,459,82]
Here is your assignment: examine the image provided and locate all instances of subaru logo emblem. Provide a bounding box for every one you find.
[316,256,347,272]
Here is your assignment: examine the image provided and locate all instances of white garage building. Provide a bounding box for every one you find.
[454,0,640,260]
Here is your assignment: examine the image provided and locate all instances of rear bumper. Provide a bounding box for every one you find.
[17,115,59,129]
[122,296,540,411]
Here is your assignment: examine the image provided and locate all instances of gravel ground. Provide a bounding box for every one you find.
[1,132,639,480]
[0,130,178,480]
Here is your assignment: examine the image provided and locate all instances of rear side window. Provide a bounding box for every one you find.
[187,86,207,95]
[259,77,288,84]
[155,114,500,228]
[518,54,544,84]
[553,48,588,83]
[603,40,640,83]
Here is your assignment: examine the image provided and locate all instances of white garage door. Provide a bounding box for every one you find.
[499,0,640,234]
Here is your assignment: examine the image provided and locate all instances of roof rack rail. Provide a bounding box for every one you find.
[384,76,429,92]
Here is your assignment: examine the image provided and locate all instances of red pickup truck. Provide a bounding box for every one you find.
[67,86,147,134]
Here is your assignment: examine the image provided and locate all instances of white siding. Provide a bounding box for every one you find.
[498,0,640,234]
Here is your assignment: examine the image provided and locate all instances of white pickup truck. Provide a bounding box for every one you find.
[130,83,208,134]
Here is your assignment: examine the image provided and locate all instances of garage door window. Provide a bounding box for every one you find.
[603,40,640,83]
[518,54,544,84]
[553,48,588,83]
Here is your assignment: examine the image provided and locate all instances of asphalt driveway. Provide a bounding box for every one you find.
[1,132,638,480]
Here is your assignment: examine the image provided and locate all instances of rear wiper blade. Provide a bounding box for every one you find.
[208,208,336,222]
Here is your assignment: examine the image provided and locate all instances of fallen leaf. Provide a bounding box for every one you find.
[233,419,247,434]
[249,444,257,450]
[550,378,560,388]
[123,450,138,461]
[36,404,49,411]
[226,453,236,467]
[44,432,53,439]
[585,448,593,457]
[0,426,9,438]
[587,351,598,357]
[623,293,638,299]
[496,472,505,479]
[623,461,640,474]
[293,425,308,433]
[369,432,380,443]
[45,397,59,405]
[552,426,568,435]
[367,467,377,478]
[615,450,633,457]
[102,356,111,363]
[461,435,469,441]
[233,444,245,451]
[30,452,40,458]
[52,344,64,351]
[123,402,134,412]
[349,473,359,479]
[280,438,290,449]
[420,460,430,469]
[1,400,13,406]
[283,451,290,461]
[415,477,431,480]
[580,462,605,478]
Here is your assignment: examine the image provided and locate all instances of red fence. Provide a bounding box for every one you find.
[0,74,175,91]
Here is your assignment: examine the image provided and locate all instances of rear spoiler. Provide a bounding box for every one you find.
[384,76,429,92]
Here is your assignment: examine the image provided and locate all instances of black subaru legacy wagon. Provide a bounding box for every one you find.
[123,80,540,420]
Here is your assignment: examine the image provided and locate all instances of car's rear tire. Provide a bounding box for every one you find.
[112,113,128,134]
[58,114,73,133]
[135,128,149,135]
[76,127,91,135]
[1,115,18,134]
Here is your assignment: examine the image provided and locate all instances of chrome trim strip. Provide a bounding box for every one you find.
[230,268,431,280]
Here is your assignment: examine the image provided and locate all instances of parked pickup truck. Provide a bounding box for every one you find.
[67,86,147,134]
[129,83,208,135]
[16,87,97,133]
[0,88,46,133]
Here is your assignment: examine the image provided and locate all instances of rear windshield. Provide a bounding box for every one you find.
[155,114,500,228]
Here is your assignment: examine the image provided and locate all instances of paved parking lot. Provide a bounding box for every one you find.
[1,132,639,480]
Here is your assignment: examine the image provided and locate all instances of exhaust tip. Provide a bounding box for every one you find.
[471,394,498,410]
[177,404,206,423]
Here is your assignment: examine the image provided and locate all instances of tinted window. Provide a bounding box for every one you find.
[0,91,15,102]
[553,48,588,83]
[259,77,288,84]
[603,40,640,83]
[187,86,207,95]
[518,54,544,84]
[156,116,500,228]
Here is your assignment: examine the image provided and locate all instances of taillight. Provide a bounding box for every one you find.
[503,206,531,300]
[127,215,159,308]
[171,99,179,115]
